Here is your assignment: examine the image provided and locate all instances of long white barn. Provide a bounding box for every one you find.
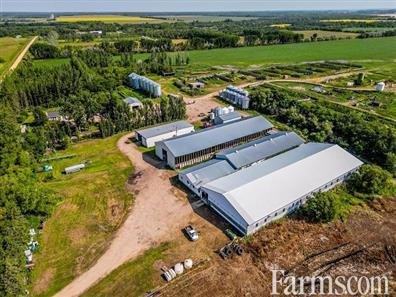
[156,116,273,169]
[201,143,363,235]
[135,121,194,148]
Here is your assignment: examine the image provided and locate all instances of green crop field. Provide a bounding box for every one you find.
[30,135,134,297]
[0,36,30,77]
[182,37,396,67]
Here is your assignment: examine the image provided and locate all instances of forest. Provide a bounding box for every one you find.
[249,86,396,176]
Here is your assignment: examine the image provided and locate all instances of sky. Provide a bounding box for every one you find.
[1,0,395,12]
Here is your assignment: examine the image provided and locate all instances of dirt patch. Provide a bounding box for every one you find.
[160,198,396,296]
[33,267,56,295]
[290,86,306,91]
[69,226,89,248]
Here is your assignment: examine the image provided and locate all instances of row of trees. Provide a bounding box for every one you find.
[249,86,396,175]
[0,109,59,296]
[99,95,186,137]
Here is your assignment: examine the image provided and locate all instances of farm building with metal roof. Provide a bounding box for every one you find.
[216,131,304,169]
[123,97,143,110]
[200,143,363,235]
[179,159,236,196]
[155,116,274,169]
[135,120,194,148]
[213,111,241,125]
[178,131,304,195]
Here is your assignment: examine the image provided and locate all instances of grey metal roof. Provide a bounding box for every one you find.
[47,111,61,118]
[160,116,274,157]
[203,143,363,225]
[216,131,304,169]
[179,159,235,188]
[123,97,142,106]
[136,121,193,139]
[217,111,241,122]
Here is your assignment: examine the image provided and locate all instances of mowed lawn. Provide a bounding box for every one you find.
[183,37,396,67]
[0,37,30,77]
[30,135,134,297]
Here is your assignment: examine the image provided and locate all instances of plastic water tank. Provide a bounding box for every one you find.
[376,82,385,92]
[174,263,184,275]
[222,107,229,114]
[228,106,235,113]
[184,259,193,269]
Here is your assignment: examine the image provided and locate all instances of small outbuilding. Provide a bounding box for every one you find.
[189,82,205,89]
[123,97,143,110]
[213,111,241,125]
[135,121,194,148]
[46,111,64,121]
[376,82,385,92]
[312,86,326,94]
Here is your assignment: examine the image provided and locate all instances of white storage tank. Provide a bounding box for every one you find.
[184,259,193,269]
[64,164,85,174]
[222,107,230,114]
[228,106,235,113]
[376,82,385,92]
[209,112,215,120]
[174,263,184,275]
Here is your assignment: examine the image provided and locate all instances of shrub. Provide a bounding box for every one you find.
[297,192,338,223]
[347,164,392,195]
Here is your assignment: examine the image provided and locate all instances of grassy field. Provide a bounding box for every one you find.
[180,37,396,67]
[0,36,30,77]
[81,243,170,297]
[33,37,396,71]
[56,15,164,23]
[294,30,358,39]
[30,135,134,297]
[271,81,396,120]
[342,27,396,32]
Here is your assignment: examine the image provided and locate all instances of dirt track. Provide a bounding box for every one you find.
[54,134,194,297]
[10,36,38,72]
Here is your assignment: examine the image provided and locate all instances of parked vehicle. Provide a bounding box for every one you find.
[184,225,199,241]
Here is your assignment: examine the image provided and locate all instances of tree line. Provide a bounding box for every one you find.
[249,86,395,176]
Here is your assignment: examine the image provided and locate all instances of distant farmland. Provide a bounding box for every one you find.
[182,37,396,66]
[56,15,165,23]
[0,37,30,77]
[294,30,358,39]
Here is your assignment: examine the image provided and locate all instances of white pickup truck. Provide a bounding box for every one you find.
[184,225,199,241]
